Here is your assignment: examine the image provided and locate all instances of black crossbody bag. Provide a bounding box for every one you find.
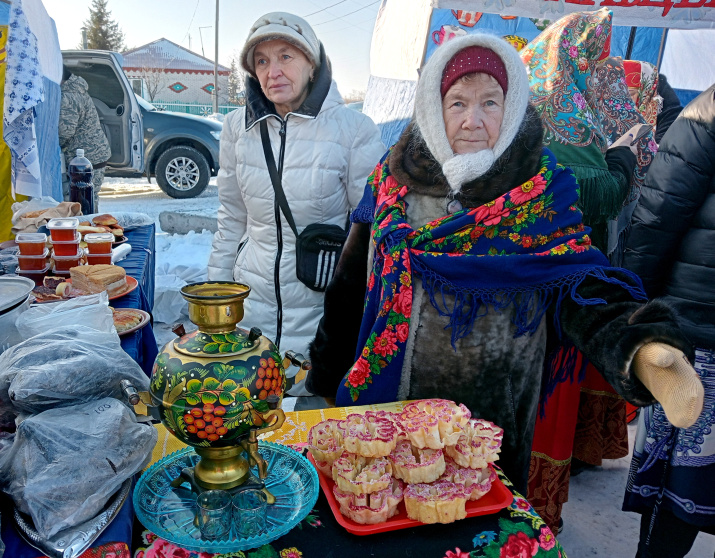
[260,119,347,292]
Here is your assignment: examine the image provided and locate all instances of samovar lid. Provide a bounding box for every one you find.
[173,326,262,358]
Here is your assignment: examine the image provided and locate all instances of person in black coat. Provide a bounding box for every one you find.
[655,73,684,143]
[622,83,715,558]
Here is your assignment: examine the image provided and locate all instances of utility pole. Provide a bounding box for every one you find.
[213,0,219,114]
[81,27,88,49]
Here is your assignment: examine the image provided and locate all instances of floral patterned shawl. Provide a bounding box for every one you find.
[336,148,646,406]
[623,59,662,128]
[520,9,655,206]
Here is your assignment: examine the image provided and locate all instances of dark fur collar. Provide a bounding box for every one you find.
[389,104,545,207]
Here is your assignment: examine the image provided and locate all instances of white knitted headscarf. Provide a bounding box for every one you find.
[414,34,530,194]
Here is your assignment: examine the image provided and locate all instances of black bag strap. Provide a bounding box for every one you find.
[260,119,299,237]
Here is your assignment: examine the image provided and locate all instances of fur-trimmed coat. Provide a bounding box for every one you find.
[307,106,691,493]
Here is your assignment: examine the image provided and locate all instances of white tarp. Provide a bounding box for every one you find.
[660,29,715,88]
[370,0,433,80]
[433,0,715,29]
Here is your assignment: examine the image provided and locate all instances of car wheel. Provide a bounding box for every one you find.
[155,145,210,199]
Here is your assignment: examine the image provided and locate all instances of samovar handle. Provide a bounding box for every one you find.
[282,351,312,391]
[252,395,286,437]
[282,350,312,371]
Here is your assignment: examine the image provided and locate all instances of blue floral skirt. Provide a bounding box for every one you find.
[623,347,715,528]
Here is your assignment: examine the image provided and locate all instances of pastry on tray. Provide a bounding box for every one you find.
[444,418,503,469]
[307,419,346,474]
[398,399,469,449]
[403,480,471,524]
[389,439,445,484]
[440,457,496,501]
[309,400,504,526]
[333,477,404,524]
[332,454,393,495]
[69,264,127,296]
[112,309,143,334]
[342,412,400,458]
[93,214,118,226]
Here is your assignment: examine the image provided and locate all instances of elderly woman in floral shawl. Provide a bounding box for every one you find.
[305,32,701,500]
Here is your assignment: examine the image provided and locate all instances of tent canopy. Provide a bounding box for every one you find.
[364,0,715,146]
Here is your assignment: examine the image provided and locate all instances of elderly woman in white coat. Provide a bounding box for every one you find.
[208,13,385,395]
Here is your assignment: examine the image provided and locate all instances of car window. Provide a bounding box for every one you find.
[69,63,125,109]
[135,94,156,111]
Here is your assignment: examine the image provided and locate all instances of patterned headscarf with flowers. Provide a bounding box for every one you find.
[623,59,662,128]
[336,148,646,405]
[520,9,655,207]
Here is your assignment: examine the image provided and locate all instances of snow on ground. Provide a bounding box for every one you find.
[100,176,220,231]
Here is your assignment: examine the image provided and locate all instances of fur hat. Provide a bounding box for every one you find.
[415,34,530,194]
[241,12,321,76]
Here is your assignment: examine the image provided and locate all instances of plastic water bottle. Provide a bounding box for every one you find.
[68,149,95,215]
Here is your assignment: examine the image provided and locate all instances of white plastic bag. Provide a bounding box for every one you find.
[15,292,116,339]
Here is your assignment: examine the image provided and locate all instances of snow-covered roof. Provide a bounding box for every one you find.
[122,38,230,75]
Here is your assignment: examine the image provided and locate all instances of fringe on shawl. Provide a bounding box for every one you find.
[411,258,647,415]
[567,163,628,223]
[412,259,645,346]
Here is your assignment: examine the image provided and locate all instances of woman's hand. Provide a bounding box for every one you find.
[610,124,652,156]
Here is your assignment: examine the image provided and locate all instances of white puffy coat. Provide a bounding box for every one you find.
[208,78,384,373]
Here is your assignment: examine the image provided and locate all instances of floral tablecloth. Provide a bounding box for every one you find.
[133,467,565,558]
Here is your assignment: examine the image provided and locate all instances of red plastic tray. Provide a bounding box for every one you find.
[307,453,513,535]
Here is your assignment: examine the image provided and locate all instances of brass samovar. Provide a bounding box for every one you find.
[124,281,310,503]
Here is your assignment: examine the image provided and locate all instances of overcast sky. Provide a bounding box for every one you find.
[43,0,381,95]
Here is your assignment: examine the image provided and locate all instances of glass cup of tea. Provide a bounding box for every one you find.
[197,490,232,540]
[233,489,267,538]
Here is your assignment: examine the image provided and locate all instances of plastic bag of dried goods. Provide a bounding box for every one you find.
[0,325,149,414]
[4,397,157,538]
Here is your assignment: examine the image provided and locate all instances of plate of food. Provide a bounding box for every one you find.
[304,400,513,536]
[31,266,138,303]
[112,308,150,336]
[67,264,137,300]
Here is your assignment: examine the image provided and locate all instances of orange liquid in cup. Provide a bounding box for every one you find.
[87,253,112,265]
[52,242,80,257]
[53,256,82,272]
[49,229,77,242]
[18,253,49,271]
[87,241,112,254]
[18,241,46,256]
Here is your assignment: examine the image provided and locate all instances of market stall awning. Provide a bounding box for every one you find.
[432,0,715,29]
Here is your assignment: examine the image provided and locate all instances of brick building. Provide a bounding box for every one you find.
[122,38,233,113]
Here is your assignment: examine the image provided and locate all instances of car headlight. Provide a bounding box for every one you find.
[210,130,221,141]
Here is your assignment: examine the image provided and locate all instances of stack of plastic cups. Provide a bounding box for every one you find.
[47,217,81,277]
[84,232,114,265]
[16,232,50,285]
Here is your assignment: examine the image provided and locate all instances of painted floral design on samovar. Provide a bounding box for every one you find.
[124,281,310,502]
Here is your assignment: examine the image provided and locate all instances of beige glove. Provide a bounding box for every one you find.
[633,342,704,428]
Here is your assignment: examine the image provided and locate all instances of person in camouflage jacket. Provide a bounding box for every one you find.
[59,66,111,210]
